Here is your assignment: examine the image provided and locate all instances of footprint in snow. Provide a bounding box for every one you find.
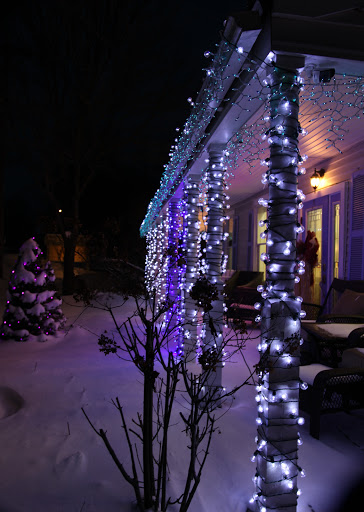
[55,450,87,477]
[0,386,24,420]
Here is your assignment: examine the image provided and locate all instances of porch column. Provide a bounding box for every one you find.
[250,63,304,512]
[165,199,183,353]
[145,220,165,303]
[183,174,201,359]
[145,226,156,297]
[155,213,168,307]
[203,143,226,391]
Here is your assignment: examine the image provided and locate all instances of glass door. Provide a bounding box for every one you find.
[306,208,323,304]
[257,206,266,278]
[333,203,340,279]
[302,196,329,304]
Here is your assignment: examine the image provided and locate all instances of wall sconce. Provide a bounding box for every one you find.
[310,168,325,191]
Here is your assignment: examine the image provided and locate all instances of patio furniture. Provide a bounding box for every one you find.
[301,322,364,367]
[301,278,364,366]
[300,287,364,439]
[299,363,364,439]
[302,277,364,321]
[341,327,364,369]
[224,271,264,322]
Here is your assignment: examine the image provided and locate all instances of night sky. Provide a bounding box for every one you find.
[5,1,245,259]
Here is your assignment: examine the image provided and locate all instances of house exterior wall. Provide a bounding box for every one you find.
[231,140,364,290]
[232,193,267,272]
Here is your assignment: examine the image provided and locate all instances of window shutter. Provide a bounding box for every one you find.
[349,172,364,279]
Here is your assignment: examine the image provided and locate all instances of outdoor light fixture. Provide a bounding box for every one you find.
[310,168,325,191]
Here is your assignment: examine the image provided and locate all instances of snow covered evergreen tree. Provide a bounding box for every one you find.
[1,238,65,341]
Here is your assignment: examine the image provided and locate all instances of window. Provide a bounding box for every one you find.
[257,206,266,277]
[333,203,340,279]
[307,208,322,304]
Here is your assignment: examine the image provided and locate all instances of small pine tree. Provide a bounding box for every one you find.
[1,238,65,341]
[41,261,66,335]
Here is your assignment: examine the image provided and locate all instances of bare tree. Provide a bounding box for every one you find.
[76,265,255,511]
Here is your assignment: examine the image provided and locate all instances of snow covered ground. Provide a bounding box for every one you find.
[0,272,364,511]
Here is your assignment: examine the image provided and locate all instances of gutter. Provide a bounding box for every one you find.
[140,9,267,236]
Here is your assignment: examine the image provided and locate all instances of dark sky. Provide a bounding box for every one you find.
[5,1,246,254]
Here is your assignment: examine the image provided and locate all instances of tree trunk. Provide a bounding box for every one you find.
[62,235,76,295]
[0,163,4,278]
[143,323,155,508]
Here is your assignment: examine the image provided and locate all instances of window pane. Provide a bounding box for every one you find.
[307,208,322,304]
[257,207,266,277]
[334,204,340,279]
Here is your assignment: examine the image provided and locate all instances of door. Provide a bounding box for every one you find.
[302,196,329,304]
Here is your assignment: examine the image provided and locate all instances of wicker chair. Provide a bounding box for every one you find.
[300,282,364,439]
[299,364,364,439]
[224,271,264,322]
[341,327,364,370]
[302,277,364,322]
[301,278,364,366]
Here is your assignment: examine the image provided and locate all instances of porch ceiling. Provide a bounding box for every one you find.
[227,73,364,208]
[145,5,364,230]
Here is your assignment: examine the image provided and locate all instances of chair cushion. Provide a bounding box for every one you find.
[331,289,364,316]
[299,363,332,386]
[341,347,364,369]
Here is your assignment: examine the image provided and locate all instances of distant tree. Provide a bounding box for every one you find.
[6,0,217,291]
[6,2,141,293]
[1,238,65,341]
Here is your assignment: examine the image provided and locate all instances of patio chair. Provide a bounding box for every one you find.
[340,326,364,370]
[302,277,364,322]
[301,278,364,366]
[299,363,364,439]
[224,271,264,322]
[299,284,364,439]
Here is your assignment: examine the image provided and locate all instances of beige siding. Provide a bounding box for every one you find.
[231,140,364,272]
[298,140,364,195]
[232,193,268,271]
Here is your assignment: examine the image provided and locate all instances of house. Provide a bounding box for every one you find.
[141,2,364,305]
[44,234,88,265]
[140,2,364,511]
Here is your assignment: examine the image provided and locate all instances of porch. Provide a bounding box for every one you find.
[141,3,364,511]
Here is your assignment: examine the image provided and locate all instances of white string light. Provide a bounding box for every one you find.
[250,66,305,512]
